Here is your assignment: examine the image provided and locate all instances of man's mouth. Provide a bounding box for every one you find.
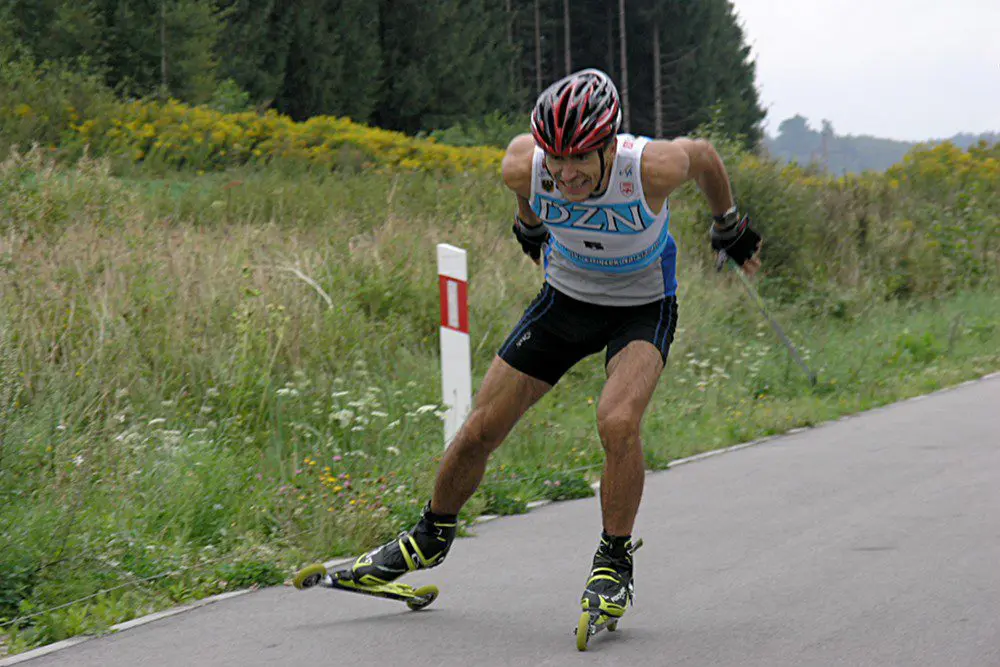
[559,178,590,195]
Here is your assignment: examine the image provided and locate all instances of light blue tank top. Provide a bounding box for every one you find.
[529,134,678,306]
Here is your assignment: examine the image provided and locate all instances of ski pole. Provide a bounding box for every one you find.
[717,250,818,386]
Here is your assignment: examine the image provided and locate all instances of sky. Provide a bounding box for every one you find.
[728,0,1000,141]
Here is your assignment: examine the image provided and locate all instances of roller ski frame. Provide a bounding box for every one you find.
[574,538,643,651]
[293,563,439,611]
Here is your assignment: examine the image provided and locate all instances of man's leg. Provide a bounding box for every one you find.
[578,340,664,619]
[432,355,551,514]
[343,356,549,585]
[596,340,664,535]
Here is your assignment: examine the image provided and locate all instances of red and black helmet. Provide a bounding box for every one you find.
[531,69,622,156]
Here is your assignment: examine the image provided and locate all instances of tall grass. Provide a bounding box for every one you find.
[1,142,998,653]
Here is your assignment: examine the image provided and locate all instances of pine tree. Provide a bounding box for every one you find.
[273,0,381,121]
[96,0,221,103]
[374,0,518,133]
[215,0,298,110]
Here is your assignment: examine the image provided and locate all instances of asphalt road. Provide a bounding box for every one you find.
[16,375,1000,667]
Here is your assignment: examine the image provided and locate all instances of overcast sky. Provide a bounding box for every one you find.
[728,0,1000,141]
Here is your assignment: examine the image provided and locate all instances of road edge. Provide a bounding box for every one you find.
[3,370,997,666]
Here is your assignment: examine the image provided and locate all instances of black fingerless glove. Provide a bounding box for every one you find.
[710,209,760,269]
[512,216,549,262]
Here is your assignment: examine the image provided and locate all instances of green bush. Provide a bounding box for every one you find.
[422,111,527,149]
[215,560,285,590]
[0,46,115,158]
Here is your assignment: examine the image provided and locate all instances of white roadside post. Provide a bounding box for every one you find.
[437,244,472,448]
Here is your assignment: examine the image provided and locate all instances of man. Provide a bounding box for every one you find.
[338,69,761,625]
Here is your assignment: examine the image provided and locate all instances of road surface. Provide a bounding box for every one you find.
[13,375,1000,666]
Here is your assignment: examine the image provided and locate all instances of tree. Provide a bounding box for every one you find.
[0,1,105,62]
[534,0,542,94]
[374,0,519,133]
[215,0,297,110]
[618,0,630,133]
[652,19,662,137]
[562,0,571,76]
[97,0,221,103]
[630,0,764,146]
[273,0,381,121]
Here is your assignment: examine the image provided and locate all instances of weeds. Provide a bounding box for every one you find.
[0,147,998,654]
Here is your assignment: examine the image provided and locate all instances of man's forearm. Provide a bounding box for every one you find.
[694,146,736,219]
[516,194,543,226]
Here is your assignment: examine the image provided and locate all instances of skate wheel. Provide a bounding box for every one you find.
[293,563,328,590]
[406,585,439,611]
[576,612,591,651]
[607,620,618,632]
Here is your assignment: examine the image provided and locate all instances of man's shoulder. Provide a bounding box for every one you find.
[640,139,691,198]
[502,133,536,195]
[504,133,536,163]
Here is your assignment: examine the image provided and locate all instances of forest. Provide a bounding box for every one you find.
[1,0,765,145]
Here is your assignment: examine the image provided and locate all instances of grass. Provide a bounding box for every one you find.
[1,147,998,654]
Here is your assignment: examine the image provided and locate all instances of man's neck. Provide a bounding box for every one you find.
[588,153,615,199]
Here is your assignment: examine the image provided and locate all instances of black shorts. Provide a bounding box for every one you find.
[498,283,679,386]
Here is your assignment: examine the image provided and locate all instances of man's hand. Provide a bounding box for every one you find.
[512,216,548,264]
[739,247,762,277]
[711,213,761,275]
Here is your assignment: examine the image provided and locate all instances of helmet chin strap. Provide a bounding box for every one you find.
[589,145,611,198]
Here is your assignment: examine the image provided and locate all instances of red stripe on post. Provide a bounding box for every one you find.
[439,276,469,334]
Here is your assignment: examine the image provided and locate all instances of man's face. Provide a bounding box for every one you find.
[543,144,613,201]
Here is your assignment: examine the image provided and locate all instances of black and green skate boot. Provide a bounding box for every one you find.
[576,532,643,650]
[343,502,457,587]
[581,532,639,618]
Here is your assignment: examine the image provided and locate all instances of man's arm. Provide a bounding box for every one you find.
[641,138,734,217]
[502,134,548,264]
[501,134,543,226]
[642,138,761,274]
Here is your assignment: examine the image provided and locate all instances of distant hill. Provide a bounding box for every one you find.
[762,114,999,174]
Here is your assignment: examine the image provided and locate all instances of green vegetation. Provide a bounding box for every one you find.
[0,1,764,142]
[1,126,998,654]
[2,1,997,658]
[766,114,1000,175]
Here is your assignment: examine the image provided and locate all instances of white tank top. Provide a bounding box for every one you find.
[528,134,678,306]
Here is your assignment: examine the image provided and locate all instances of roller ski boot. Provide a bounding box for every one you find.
[575,533,644,651]
[293,502,457,611]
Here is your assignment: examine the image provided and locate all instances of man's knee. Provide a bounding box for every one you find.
[596,407,641,453]
[455,406,509,453]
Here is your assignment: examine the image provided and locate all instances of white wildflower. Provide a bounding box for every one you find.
[331,409,355,428]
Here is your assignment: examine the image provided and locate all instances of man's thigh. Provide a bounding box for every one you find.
[605,296,678,369]
[498,283,607,386]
